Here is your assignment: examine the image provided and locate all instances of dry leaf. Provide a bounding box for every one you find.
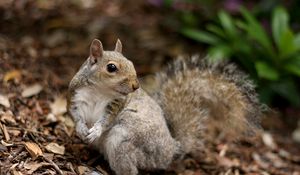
[45,142,65,155]
[21,84,43,98]
[77,165,90,175]
[9,129,21,136]
[24,161,49,174]
[1,110,16,125]
[3,70,21,83]
[43,153,54,160]
[50,96,67,115]
[0,122,10,141]
[96,165,109,175]
[24,142,43,159]
[0,94,10,108]
[11,169,23,175]
[217,156,240,167]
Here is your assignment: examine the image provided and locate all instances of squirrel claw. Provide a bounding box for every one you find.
[86,125,103,143]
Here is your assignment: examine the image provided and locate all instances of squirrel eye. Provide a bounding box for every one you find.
[106,63,118,73]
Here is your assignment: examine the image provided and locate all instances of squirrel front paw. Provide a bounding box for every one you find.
[86,124,103,143]
[76,122,89,141]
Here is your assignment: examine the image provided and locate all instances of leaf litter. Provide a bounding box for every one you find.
[0,1,300,175]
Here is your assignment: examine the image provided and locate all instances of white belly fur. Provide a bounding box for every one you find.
[73,86,112,128]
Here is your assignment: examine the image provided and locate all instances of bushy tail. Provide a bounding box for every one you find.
[153,55,262,155]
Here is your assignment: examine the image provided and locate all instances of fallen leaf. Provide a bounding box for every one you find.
[24,142,43,159]
[0,122,10,141]
[21,84,43,98]
[9,129,21,136]
[3,70,21,83]
[24,161,49,174]
[1,110,16,125]
[96,165,109,175]
[43,153,54,160]
[11,169,23,175]
[77,165,90,175]
[45,142,65,155]
[0,94,10,108]
[50,96,67,115]
[217,156,240,167]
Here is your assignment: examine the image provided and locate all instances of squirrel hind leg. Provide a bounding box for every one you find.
[105,137,139,175]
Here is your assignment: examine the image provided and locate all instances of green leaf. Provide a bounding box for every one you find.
[218,11,237,38]
[271,80,300,106]
[284,56,300,76]
[208,45,231,61]
[240,7,273,56]
[278,29,298,58]
[293,33,300,49]
[272,6,289,47]
[206,24,226,38]
[181,28,220,44]
[255,61,279,80]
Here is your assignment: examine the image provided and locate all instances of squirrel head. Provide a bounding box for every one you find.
[86,39,139,97]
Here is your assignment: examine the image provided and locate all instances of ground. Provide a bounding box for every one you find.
[0,1,300,175]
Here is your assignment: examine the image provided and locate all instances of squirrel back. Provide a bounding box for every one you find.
[153,55,262,155]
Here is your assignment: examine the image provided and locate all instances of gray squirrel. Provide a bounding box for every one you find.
[68,39,261,175]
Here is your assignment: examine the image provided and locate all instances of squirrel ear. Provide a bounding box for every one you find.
[90,39,103,64]
[114,39,122,53]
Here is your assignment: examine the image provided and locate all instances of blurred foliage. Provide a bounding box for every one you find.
[147,0,300,107]
[180,6,300,106]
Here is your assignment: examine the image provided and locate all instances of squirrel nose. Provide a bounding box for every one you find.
[132,80,140,91]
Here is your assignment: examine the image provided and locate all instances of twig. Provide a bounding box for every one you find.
[42,155,64,175]
[0,122,10,141]
[6,126,44,135]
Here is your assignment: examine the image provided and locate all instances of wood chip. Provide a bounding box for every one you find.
[77,165,90,175]
[0,144,8,152]
[1,140,13,146]
[45,142,65,155]
[21,84,43,98]
[262,132,277,149]
[24,142,43,159]
[0,94,10,108]
[50,96,67,115]
[3,70,21,83]
[0,122,10,141]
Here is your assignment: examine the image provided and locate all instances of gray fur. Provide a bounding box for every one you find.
[68,40,262,175]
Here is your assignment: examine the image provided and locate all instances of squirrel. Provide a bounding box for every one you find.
[68,39,262,175]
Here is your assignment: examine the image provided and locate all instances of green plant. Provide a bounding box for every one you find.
[181,6,300,106]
